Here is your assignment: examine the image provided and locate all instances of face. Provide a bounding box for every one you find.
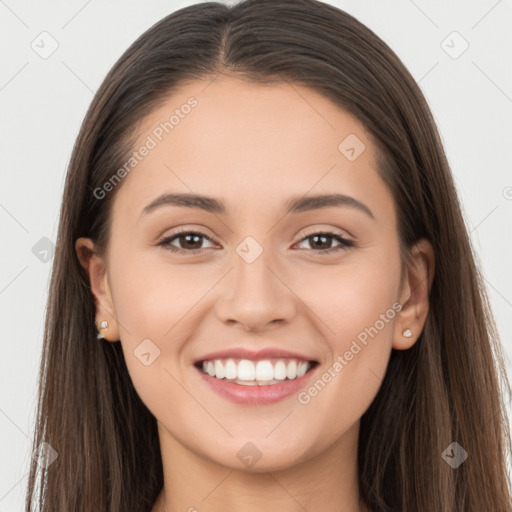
[78,74,425,473]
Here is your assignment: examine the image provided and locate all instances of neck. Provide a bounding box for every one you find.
[152,420,367,512]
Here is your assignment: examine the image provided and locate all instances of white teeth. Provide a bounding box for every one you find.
[286,360,297,379]
[214,360,226,379]
[238,360,255,380]
[225,359,238,379]
[200,358,313,384]
[274,360,287,380]
[255,361,274,381]
[297,361,308,377]
[237,379,280,386]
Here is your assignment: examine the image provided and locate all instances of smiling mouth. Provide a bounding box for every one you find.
[194,358,319,386]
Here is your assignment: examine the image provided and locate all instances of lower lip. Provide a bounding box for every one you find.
[195,364,318,405]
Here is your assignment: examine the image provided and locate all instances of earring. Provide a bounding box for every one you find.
[97,320,108,339]
[402,328,412,338]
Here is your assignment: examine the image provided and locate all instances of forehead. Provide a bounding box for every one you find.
[110,75,394,225]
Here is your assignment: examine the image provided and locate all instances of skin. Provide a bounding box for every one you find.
[76,74,434,512]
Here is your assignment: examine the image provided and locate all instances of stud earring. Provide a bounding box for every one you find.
[402,328,412,338]
[97,320,108,339]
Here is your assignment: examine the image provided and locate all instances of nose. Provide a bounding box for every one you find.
[215,250,297,332]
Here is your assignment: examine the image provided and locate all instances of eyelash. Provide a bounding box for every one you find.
[157,228,355,255]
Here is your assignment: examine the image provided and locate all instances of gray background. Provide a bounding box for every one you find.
[1,0,511,509]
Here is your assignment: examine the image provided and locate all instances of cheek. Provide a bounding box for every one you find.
[109,248,205,339]
[106,251,211,392]
[107,260,190,420]
[299,245,401,348]
[327,269,398,353]
[293,250,400,433]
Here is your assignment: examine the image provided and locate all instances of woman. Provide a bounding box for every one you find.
[25,0,512,510]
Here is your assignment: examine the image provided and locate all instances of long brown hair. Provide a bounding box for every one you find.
[25,0,512,510]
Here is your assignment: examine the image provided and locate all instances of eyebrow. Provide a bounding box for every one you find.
[140,192,375,219]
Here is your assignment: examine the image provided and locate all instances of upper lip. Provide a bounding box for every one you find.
[194,347,318,364]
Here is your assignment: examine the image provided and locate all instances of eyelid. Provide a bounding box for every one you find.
[159,226,350,244]
[158,225,218,242]
[296,225,352,241]
[292,228,355,253]
[160,227,218,245]
[158,225,355,255]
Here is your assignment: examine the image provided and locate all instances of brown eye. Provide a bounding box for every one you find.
[295,231,354,254]
[158,231,215,253]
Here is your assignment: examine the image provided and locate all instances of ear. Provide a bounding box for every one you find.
[393,238,435,350]
[75,237,120,342]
